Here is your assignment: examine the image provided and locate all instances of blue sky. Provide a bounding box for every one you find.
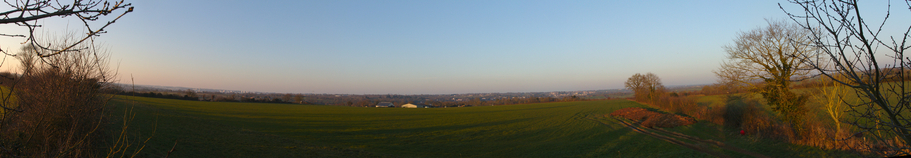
[0,1,906,94]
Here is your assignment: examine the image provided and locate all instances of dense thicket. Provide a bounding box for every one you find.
[0,42,112,157]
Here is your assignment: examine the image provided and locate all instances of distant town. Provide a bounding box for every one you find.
[109,83,705,107]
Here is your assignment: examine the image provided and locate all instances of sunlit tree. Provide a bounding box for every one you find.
[715,20,818,128]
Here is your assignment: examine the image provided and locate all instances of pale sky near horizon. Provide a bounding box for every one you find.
[0,1,908,94]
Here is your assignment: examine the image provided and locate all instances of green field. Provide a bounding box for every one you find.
[108,96,854,157]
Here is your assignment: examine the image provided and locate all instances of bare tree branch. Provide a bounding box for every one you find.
[715,19,818,130]
[782,0,911,156]
[0,0,133,60]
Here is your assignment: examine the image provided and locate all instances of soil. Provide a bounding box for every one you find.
[609,107,697,128]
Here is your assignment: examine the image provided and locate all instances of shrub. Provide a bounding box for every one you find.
[0,41,114,157]
[2,69,107,157]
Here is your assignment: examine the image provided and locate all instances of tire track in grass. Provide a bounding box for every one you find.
[607,117,731,158]
[647,127,771,158]
[601,117,771,158]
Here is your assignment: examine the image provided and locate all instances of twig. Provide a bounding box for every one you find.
[164,140,177,158]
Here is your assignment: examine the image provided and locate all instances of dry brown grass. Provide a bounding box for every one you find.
[609,107,696,128]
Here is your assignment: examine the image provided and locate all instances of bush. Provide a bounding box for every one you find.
[1,69,107,157]
[0,42,114,157]
[641,85,893,154]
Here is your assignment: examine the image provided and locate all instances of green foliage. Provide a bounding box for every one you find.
[757,81,809,130]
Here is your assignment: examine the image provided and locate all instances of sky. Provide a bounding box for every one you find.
[0,1,908,94]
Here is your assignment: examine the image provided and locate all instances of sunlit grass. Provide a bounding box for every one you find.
[0,86,15,117]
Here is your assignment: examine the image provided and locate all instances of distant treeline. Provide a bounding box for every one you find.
[114,91,289,103]
[107,88,618,107]
[116,91,202,101]
[97,77,632,107]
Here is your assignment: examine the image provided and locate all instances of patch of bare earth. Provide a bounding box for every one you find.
[609,107,696,128]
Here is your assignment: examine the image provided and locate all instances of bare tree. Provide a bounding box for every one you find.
[814,76,848,133]
[185,89,198,100]
[781,0,911,155]
[714,20,818,128]
[282,93,292,102]
[624,73,664,103]
[713,58,751,95]
[294,94,304,104]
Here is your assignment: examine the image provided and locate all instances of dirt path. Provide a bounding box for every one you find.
[596,117,771,158]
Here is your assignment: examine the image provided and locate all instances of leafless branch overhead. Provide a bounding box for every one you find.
[0,0,133,59]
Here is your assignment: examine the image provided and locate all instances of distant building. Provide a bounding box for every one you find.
[375,102,394,108]
[401,103,431,108]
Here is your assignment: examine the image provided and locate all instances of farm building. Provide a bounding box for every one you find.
[375,102,395,108]
[401,103,431,108]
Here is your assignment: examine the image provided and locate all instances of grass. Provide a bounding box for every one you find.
[681,83,911,156]
[666,122,857,157]
[0,86,15,117]
[108,95,856,157]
